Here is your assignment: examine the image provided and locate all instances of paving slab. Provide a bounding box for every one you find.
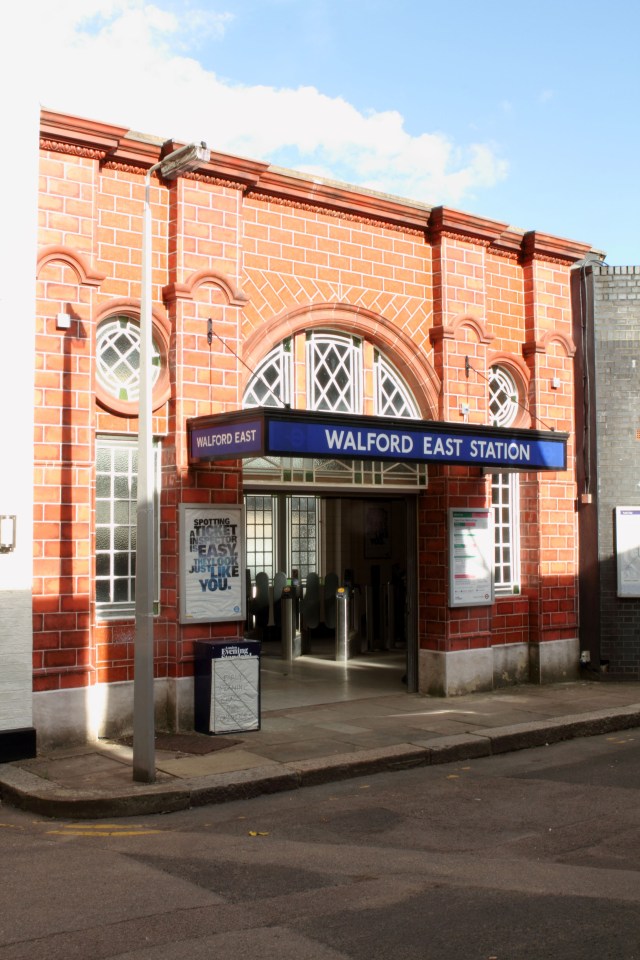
[2,680,640,819]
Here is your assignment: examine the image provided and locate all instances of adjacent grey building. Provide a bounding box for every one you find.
[574,263,640,678]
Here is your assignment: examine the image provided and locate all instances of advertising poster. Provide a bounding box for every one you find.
[449,508,494,607]
[179,504,246,623]
[616,506,640,598]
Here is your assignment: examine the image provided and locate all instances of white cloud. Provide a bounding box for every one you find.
[21,0,507,207]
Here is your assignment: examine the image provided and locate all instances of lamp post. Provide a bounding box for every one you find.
[134,141,209,783]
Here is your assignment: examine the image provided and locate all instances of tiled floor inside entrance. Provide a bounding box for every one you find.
[260,647,407,712]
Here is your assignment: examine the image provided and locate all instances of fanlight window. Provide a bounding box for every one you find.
[375,351,420,419]
[306,331,362,413]
[242,341,291,408]
[242,329,423,490]
[243,330,418,418]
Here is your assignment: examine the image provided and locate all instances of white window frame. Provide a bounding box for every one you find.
[242,341,292,408]
[245,493,276,581]
[96,316,161,404]
[245,493,319,584]
[489,365,521,595]
[95,435,161,619]
[306,331,363,413]
[491,469,521,595]
[374,350,420,419]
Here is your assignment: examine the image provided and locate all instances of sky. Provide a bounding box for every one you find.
[8,0,640,263]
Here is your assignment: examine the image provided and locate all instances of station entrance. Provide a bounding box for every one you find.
[244,487,419,702]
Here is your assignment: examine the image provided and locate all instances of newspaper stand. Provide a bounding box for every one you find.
[194,640,261,734]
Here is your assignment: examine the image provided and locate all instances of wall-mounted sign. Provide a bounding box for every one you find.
[188,408,567,472]
[449,508,494,607]
[179,504,246,623]
[615,506,640,598]
[190,418,263,459]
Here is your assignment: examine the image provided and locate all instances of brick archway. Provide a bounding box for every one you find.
[242,302,440,419]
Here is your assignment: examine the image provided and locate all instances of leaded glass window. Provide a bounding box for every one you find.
[242,331,424,490]
[489,366,520,593]
[290,497,318,580]
[95,436,160,617]
[245,495,275,579]
[244,494,318,583]
[306,331,362,413]
[96,316,161,404]
[243,341,291,408]
[489,365,519,427]
[242,455,426,489]
[375,351,420,418]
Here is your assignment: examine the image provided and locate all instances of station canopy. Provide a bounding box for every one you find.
[188,407,567,472]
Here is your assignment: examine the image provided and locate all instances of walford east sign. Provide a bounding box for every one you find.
[188,408,567,471]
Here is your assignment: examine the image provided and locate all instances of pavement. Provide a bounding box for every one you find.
[2,674,640,820]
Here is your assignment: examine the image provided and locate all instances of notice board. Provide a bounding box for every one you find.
[616,506,640,598]
[449,508,494,607]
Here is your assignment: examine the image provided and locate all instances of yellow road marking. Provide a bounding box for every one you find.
[46,823,163,837]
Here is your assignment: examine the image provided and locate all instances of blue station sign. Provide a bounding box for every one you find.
[188,408,567,472]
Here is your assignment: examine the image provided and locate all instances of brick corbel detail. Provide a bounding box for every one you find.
[36,245,105,286]
[163,269,249,307]
[522,330,576,359]
[430,314,494,347]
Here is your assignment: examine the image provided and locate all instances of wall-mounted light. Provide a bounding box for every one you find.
[0,515,16,553]
[158,141,210,181]
[551,377,561,390]
[56,308,71,330]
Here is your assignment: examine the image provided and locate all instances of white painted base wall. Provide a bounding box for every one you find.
[419,648,494,697]
[33,677,197,751]
[0,591,34,731]
[529,637,580,685]
[33,639,581,749]
[419,639,580,697]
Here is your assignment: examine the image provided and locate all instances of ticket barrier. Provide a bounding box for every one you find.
[335,586,351,662]
[281,583,302,661]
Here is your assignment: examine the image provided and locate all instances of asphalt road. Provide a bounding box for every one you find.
[1,730,640,959]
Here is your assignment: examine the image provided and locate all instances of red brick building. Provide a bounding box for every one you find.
[32,108,596,747]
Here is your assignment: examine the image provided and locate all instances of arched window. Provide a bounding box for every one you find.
[96,315,161,405]
[375,351,420,418]
[489,365,519,427]
[244,330,418,419]
[242,340,292,408]
[242,330,424,489]
[489,365,521,594]
[95,313,165,618]
[306,331,362,413]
